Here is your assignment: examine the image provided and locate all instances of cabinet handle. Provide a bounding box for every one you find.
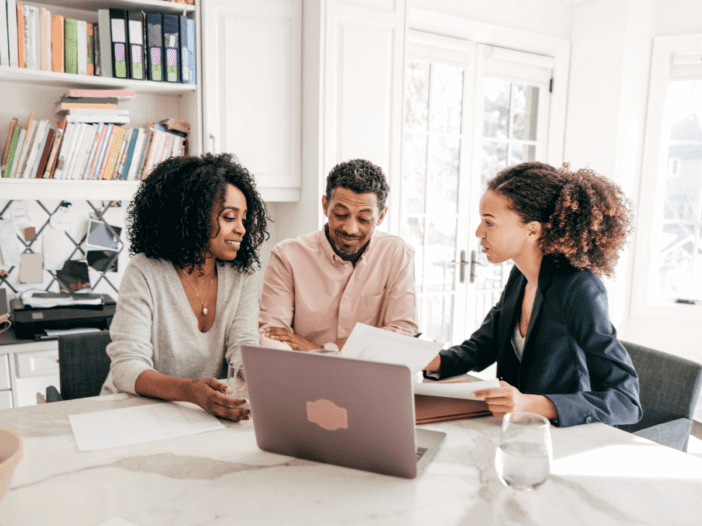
[209,134,216,154]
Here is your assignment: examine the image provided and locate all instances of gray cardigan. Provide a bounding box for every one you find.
[101,254,260,395]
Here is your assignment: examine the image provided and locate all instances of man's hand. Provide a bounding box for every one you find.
[472,381,558,420]
[263,327,322,352]
[186,377,250,422]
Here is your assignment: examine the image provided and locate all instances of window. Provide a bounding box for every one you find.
[635,36,702,315]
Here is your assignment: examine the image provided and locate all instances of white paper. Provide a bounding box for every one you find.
[68,402,226,451]
[0,218,20,268]
[414,377,501,400]
[341,323,443,375]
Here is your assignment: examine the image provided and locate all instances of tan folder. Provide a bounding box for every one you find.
[415,395,491,424]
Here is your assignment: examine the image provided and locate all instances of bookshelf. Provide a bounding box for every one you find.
[0,0,202,201]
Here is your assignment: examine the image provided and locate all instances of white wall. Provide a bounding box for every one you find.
[409,0,572,41]
[562,0,702,363]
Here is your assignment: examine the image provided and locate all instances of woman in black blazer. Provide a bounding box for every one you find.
[424,162,642,427]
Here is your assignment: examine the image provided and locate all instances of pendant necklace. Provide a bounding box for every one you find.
[181,269,216,316]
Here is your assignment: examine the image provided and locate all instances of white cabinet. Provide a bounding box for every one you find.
[201,0,301,202]
[0,339,59,408]
[0,0,202,202]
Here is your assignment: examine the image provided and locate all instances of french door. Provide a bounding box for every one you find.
[400,33,553,343]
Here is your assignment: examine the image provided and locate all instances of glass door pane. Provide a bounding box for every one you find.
[401,50,469,342]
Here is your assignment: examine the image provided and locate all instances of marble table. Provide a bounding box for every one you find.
[1,393,702,526]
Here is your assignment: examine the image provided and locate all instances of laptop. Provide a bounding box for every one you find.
[241,345,447,479]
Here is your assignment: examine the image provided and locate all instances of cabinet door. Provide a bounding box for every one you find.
[202,0,301,201]
[322,0,407,230]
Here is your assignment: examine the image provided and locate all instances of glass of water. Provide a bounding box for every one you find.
[495,412,552,491]
[226,357,247,400]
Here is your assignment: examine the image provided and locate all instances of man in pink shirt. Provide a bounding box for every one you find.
[259,159,418,352]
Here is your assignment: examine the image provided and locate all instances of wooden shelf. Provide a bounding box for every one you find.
[0,66,197,94]
[38,0,195,14]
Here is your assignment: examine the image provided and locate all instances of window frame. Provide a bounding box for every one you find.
[632,34,702,320]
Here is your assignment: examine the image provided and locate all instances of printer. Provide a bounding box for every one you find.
[10,292,116,339]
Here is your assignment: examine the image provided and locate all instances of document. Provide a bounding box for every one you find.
[414,375,501,400]
[68,401,225,451]
[341,323,443,375]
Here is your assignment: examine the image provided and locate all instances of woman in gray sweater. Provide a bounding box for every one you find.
[101,153,268,422]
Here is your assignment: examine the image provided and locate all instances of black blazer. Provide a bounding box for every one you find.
[438,256,642,428]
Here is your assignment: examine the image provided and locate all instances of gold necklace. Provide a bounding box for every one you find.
[181,269,216,316]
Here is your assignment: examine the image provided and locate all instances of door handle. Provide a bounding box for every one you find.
[469,250,486,283]
[459,250,469,283]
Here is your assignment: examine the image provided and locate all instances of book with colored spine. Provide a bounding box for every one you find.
[64,17,78,74]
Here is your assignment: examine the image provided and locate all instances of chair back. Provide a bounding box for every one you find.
[58,331,112,400]
[618,341,702,434]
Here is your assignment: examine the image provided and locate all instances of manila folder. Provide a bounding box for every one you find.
[414,395,491,424]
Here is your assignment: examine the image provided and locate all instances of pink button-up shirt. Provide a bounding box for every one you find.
[259,228,418,345]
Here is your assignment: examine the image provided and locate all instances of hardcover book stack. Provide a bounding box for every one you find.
[1,89,189,181]
[0,3,197,84]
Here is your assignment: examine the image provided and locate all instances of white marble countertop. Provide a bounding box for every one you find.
[1,393,702,526]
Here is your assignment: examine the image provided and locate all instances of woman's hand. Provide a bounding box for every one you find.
[264,327,322,352]
[424,353,441,372]
[186,377,251,422]
[473,381,558,420]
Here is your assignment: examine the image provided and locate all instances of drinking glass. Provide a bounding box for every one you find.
[495,412,552,491]
[226,357,247,400]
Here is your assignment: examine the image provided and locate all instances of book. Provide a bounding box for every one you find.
[55,102,118,111]
[163,14,180,83]
[136,129,154,179]
[0,2,11,66]
[114,128,132,179]
[16,2,25,69]
[65,108,129,116]
[39,6,50,71]
[86,23,94,75]
[92,123,113,179]
[185,17,196,84]
[93,23,101,76]
[34,127,55,178]
[64,115,130,124]
[86,123,108,179]
[126,128,147,181]
[60,96,119,104]
[102,126,126,179]
[1,118,19,174]
[13,113,34,177]
[97,10,112,78]
[27,123,51,178]
[109,9,128,78]
[127,11,145,80]
[179,15,188,84]
[8,128,26,178]
[158,117,190,134]
[21,119,49,178]
[81,123,103,179]
[71,123,97,179]
[64,122,88,179]
[76,20,87,75]
[53,122,76,179]
[64,17,78,74]
[50,14,64,73]
[6,0,18,67]
[145,13,163,81]
[3,124,21,178]
[25,4,37,70]
[43,119,66,178]
[65,89,135,99]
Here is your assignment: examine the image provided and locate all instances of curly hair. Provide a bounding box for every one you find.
[127,153,269,274]
[325,159,389,210]
[488,162,633,277]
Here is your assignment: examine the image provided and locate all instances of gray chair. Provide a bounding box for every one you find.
[617,341,702,451]
[45,331,112,402]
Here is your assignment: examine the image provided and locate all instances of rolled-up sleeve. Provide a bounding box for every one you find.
[380,243,418,336]
[258,245,295,335]
[225,271,262,365]
[103,261,156,395]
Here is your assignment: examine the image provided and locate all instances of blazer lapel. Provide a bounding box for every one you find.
[497,270,525,386]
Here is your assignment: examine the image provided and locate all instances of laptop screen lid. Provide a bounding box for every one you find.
[241,345,445,479]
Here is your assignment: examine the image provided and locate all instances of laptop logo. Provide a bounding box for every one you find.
[306,399,348,431]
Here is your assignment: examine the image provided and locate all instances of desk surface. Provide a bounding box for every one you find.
[1,394,702,526]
